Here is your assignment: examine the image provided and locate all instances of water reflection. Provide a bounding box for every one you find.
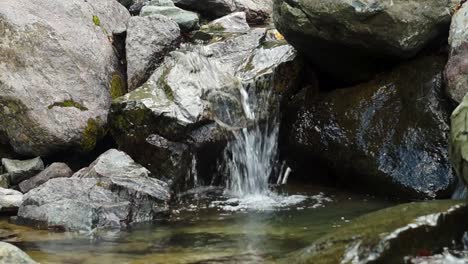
[0,185,395,263]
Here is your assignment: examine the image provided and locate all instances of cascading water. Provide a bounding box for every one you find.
[223,86,280,197]
[214,75,309,210]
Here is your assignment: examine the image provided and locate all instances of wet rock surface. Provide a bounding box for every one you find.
[0,242,36,264]
[18,163,73,193]
[0,0,130,156]
[289,200,468,264]
[126,15,181,91]
[446,3,468,103]
[111,27,300,189]
[273,0,455,82]
[16,149,170,231]
[284,56,455,199]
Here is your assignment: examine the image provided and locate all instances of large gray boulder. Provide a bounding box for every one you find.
[173,0,272,24]
[17,149,170,231]
[446,4,468,103]
[284,56,455,199]
[274,0,455,82]
[0,0,130,156]
[140,3,199,32]
[126,15,181,91]
[19,163,73,193]
[0,242,37,264]
[111,28,301,189]
[1,157,44,186]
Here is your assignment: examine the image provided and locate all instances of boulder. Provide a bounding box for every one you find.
[284,56,455,199]
[17,149,170,231]
[0,242,37,264]
[200,12,250,33]
[126,15,181,91]
[0,0,130,156]
[290,201,468,264]
[19,163,73,193]
[1,157,44,186]
[274,0,455,82]
[111,28,301,189]
[140,3,199,32]
[451,94,468,188]
[446,4,468,103]
[173,0,272,24]
[0,188,23,214]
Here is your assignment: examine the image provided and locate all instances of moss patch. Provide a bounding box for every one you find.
[80,118,104,152]
[48,100,88,111]
[289,200,467,264]
[110,73,126,99]
[93,15,101,26]
[157,67,174,101]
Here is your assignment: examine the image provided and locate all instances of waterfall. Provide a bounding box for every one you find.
[223,86,280,197]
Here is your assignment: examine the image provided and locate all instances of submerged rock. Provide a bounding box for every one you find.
[1,157,44,186]
[446,4,468,103]
[289,201,468,264]
[0,188,23,214]
[173,0,272,24]
[285,56,455,199]
[19,163,73,193]
[274,0,455,82]
[0,242,37,264]
[126,15,181,91]
[140,3,199,32]
[0,0,130,156]
[111,28,300,189]
[17,149,170,231]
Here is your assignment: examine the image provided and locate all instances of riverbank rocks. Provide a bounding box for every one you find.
[18,163,73,193]
[0,242,37,264]
[16,149,170,231]
[284,56,455,199]
[289,201,468,264]
[0,0,130,156]
[0,188,23,214]
[173,0,272,24]
[1,158,44,186]
[126,15,181,91]
[274,0,455,82]
[140,2,199,32]
[111,27,301,189]
[446,3,468,103]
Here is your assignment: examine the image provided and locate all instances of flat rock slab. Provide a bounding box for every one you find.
[1,157,44,186]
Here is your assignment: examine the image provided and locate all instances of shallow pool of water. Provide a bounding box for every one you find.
[1,185,396,263]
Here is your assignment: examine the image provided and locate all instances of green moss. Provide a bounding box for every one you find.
[110,73,126,99]
[93,15,101,26]
[157,67,174,101]
[48,100,88,111]
[81,118,103,152]
[289,200,466,264]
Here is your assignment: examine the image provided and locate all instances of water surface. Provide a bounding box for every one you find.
[0,185,396,263]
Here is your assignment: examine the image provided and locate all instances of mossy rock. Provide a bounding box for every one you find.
[110,72,126,99]
[287,200,468,264]
[80,118,106,152]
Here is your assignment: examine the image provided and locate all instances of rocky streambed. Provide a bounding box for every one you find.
[2,0,468,263]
